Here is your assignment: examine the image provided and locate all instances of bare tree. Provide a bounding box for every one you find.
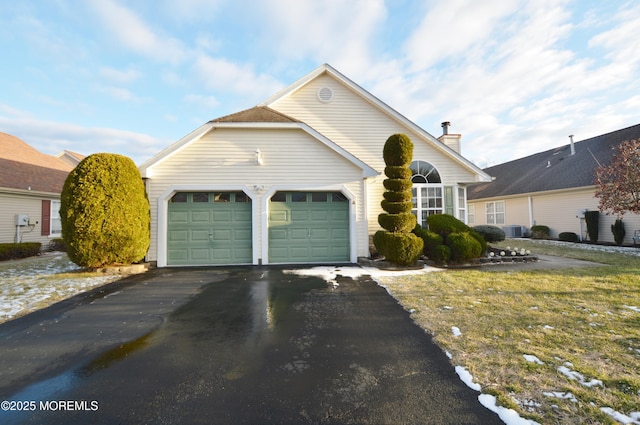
[594,139,640,217]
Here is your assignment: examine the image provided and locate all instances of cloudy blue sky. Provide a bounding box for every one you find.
[1,0,639,167]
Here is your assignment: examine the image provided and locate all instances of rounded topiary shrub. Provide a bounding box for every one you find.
[378,213,417,234]
[472,225,506,243]
[420,229,443,257]
[61,153,150,268]
[431,244,451,264]
[380,200,413,214]
[426,213,470,237]
[383,134,413,166]
[374,134,423,266]
[383,179,413,192]
[384,166,413,180]
[530,225,551,240]
[383,190,412,202]
[373,231,423,266]
[469,229,488,255]
[446,232,482,263]
[558,232,579,242]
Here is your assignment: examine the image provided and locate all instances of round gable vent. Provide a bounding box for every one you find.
[317,87,334,103]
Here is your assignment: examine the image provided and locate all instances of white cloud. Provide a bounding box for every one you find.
[183,94,220,109]
[99,66,141,84]
[193,55,283,99]
[88,0,187,64]
[0,112,162,165]
[404,0,520,71]
[256,0,385,75]
[96,85,144,103]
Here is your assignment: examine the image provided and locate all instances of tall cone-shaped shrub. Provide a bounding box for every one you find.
[373,134,423,266]
[60,153,150,268]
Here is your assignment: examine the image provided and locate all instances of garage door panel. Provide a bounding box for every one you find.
[235,210,252,222]
[290,228,309,240]
[212,211,232,222]
[235,229,252,240]
[168,249,188,261]
[191,211,210,223]
[189,230,210,241]
[331,210,348,220]
[169,211,189,223]
[291,210,309,221]
[311,210,330,221]
[190,248,210,261]
[311,228,330,239]
[169,230,189,242]
[167,192,252,265]
[269,228,287,240]
[269,191,349,263]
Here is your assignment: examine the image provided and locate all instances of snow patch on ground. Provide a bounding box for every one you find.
[557,363,603,387]
[0,252,121,323]
[600,407,640,424]
[523,354,544,365]
[479,394,541,425]
[455,366,481,391]
[451,326,462,337]
[624,305,640,313]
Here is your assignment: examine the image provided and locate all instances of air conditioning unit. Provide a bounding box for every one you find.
[502,225,528,238]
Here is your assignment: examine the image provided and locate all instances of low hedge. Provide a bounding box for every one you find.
[472,225,506,242]
[446,232,483,262]
[558,232,579,242]
[530,225,551,240]
[0,242,42,261]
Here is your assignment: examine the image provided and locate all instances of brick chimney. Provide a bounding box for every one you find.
[438,121,461,154]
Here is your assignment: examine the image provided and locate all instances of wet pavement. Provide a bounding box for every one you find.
[0,266,502,424]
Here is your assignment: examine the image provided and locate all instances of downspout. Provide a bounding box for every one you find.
[528,195,534,228]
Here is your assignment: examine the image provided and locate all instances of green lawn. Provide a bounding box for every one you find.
[377,240,640,424]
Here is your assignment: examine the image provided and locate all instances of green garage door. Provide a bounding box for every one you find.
[167,192,252,265]
[269,191,349,263]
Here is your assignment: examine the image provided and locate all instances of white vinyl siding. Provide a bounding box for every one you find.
[0,192,59,246]
[469,187,640,244]
[144,127,366,264]
[269,74,480,234]
[467,204,475,225]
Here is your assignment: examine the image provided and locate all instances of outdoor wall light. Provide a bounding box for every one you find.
[255,148,264,165]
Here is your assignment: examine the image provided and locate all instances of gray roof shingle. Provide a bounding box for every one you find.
[468,124,640,200]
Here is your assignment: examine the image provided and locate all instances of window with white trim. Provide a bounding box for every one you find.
[410,160,443,227]
[485,201,505,225]
[51,200,62,236]
[457,187,466,222]
[467,204,475,225]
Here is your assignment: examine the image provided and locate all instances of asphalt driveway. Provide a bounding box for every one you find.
[0,266,502,424]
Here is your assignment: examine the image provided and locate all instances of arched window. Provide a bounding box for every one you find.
[409,160,443,227]
[410,160,441,183]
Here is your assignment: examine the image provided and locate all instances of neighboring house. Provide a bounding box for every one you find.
[55,150,85,168]
[467,124,640,244]
[139,64,491,267]
[0,132,78,247]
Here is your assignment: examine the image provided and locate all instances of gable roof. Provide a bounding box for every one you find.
[0,132,72,193]
[211,106,300,123]
[260,63,491,183]
[468,123,640,200]
[55,150,85,168]
[138,106,378,178]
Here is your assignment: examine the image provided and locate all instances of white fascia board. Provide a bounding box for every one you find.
[260,63,491,183]
[138,122,215,178]
[209,121,379,178]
